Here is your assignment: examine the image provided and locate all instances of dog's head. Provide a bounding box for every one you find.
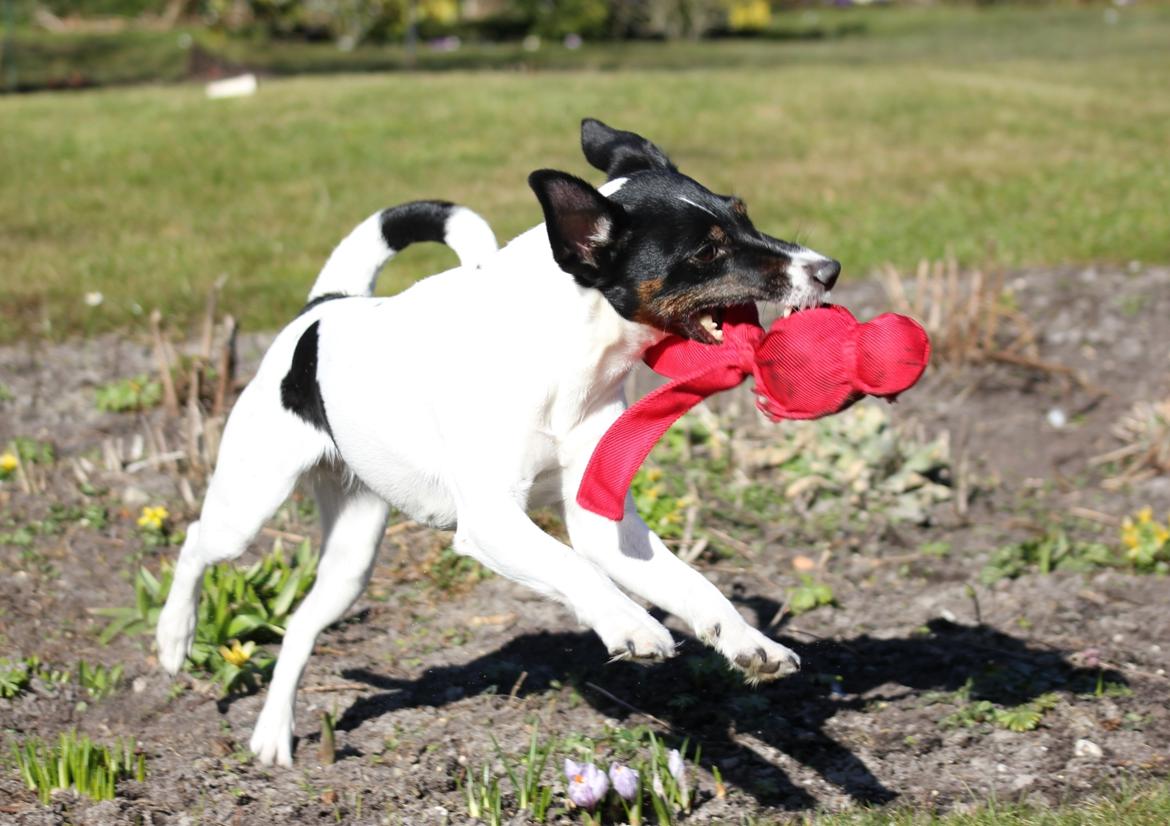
[529,118,840,344]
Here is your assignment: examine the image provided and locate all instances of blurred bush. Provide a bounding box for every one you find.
[41,0,166,17]
[7,0,771,43]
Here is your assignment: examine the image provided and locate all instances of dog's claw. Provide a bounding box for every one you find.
[707,619,800,682]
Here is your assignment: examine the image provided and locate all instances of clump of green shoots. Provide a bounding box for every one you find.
[462,762,505,826]
[0,657,34,698]
[981,527,1114,584]
[94,375,163,413]
[497,727,555,820]
[935,679,1062,733]
[12,730,145,804]
[0,656,75,700]
[77,661,124,700]
[98,538,318,693]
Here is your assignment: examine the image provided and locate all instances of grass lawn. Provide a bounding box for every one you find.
[1,5,1168,340]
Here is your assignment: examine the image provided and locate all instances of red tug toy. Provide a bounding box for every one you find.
[577,304,932,520]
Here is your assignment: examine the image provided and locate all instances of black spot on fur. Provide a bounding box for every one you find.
[281,321,332,437]
[380,201,454,251]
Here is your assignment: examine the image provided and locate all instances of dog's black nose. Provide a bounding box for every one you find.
[813,258,841,290]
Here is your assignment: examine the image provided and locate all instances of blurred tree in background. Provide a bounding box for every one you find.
[9,0,778,45]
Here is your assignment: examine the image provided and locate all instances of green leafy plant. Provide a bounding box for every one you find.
[12,437,55,465]
[426,546,492,592]
[630,465,694,541]
[938,680,1060,733]
[0,504,109,548]
[98,539,318,693]
[981,528,1115,584]
[786,575,836,615]
[12,731,145,804]
[0,657,33,699]
[94,375,163,413]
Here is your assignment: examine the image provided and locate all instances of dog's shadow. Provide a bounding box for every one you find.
[323,597,1114,811]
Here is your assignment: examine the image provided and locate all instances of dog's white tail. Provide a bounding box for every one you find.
[308,201,497,302]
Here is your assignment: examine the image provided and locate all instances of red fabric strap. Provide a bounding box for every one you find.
[577,305,929,521]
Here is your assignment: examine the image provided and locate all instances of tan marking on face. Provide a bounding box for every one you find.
[633,278,666,326]
[708,225,729,242]
[730,198,747,217]
[640,274,747,328]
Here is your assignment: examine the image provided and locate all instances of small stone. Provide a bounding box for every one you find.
[122,486,150,506]
[1074,738,1103,759]
[132,677,148,694]
[1046,408,1067,429]
[1012,773,1037,791]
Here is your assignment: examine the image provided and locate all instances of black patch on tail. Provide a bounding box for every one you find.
[380,201,455,251]
[297,292,350,317]
[281,321,332,437]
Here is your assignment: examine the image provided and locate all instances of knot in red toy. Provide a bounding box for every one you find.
[577,304,930,521]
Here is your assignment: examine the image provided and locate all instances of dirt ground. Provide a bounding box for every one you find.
[1,264,1168,824]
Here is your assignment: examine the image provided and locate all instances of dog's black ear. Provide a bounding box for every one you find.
[581,118,677,180]
[529,169,625,286]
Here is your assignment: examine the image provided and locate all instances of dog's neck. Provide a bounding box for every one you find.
[497,221,665,425]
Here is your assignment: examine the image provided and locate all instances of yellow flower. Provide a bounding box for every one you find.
[645,467,664,483]
[136,505,169,531]
[0,452,17,476]
[218,639,255,667]
[1137,506,1153,525]
[1121,519,1139,549]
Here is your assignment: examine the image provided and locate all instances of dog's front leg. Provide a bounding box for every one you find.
[452,494,675,661]
[562,495,800,683]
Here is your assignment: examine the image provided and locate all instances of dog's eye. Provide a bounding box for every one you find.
[691,242,722,265]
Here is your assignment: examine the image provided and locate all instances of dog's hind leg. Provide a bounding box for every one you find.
[250,475,388,767]
[155,381,332,676]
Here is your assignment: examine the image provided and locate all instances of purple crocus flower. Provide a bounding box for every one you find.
[609,762,639,801]
[564,758,609,809]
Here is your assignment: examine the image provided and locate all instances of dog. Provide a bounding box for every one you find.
[155,119,841,766]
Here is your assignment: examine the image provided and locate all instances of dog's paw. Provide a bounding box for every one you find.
[155,599,196,676]
[597,607,676,663]
[706,621,799,684]
[250,706,294,767]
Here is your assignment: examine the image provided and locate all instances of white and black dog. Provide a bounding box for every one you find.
[156,119,841,766]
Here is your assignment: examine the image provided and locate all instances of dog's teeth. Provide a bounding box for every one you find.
[699,313,724,343]
[781,306,794,319]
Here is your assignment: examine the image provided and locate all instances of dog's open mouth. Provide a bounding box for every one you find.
[695,294,824,344]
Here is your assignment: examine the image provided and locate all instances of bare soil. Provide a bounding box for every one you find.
[1,265,1168,824]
